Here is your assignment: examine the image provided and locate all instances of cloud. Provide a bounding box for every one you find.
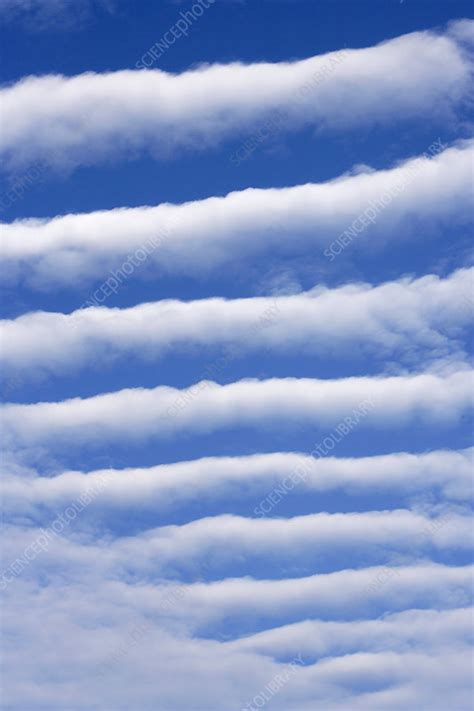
[2,14,473,711]
[1,140,473,289]
[228,606,473,660]
[2,448,472,521]
[3,560,470,630]
[1,267,472,376]
[1,569,472,709]
[1,370,472,449]
[151,563,473,632]
[0,21,472,170]
[3,508,473,585]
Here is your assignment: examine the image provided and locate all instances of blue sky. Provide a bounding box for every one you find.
[0,1,473,709]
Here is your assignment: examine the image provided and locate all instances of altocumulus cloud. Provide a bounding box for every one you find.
[1,7,473,710]
[1,140,472,288]
[0,20,472,170]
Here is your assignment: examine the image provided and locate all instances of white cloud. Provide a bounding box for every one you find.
[1,140,472,288]
[1,268,472,376]
[0,21,472,170]
[1,370,472,448]
[155,563,473,630]
[8,559,470,636]
[4,508,472,585]
[63,510,474,573]
[2,448,472,521]
[2,13,473,711]
[229,606,473,659]
[1,570,472,709]
[109,508,474,567]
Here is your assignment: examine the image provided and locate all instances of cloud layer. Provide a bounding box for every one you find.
[2,370,472,448]
[0,20,472,170]
[2,571,471,710]
[3,448,472,521]
[2,14,473,711]
[1,268,472,376]
[1,140,473,288]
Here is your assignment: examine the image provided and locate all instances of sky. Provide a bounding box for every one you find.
[0,1,473,709]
